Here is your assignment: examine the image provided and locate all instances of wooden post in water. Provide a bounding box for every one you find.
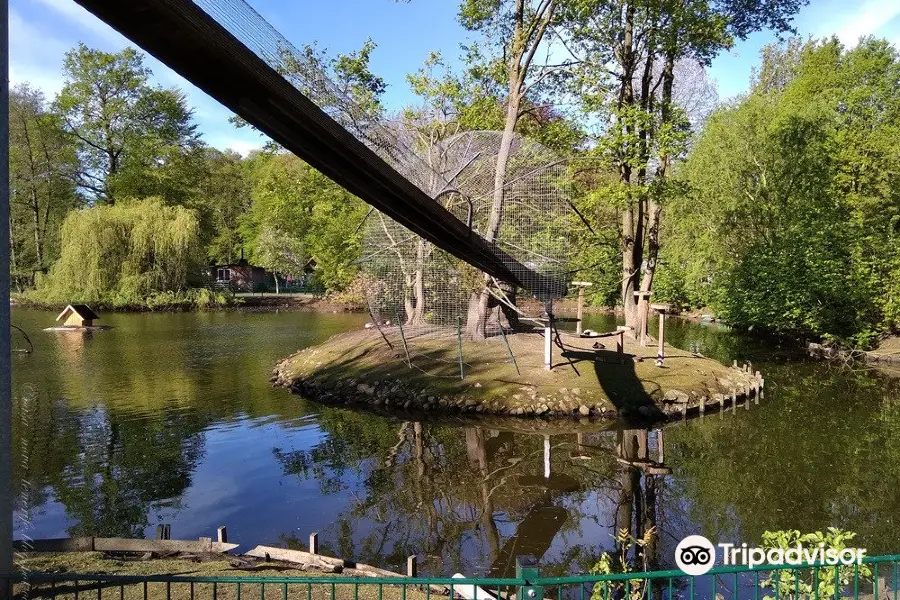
[544,435,551,478]
[217,526,228,544]
[572,281,592,335]
[309,532,319,554]
[657,429,665,463]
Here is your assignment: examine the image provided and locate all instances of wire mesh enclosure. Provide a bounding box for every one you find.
[361,131,572,343]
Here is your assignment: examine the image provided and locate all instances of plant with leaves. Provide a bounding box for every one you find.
[242,152,367,293]
[663,37,900,344]
[759,529,871,600]
[35,197,202,306]
[253,226,307,294]
[590,526,657,600]
[55,44,200,204]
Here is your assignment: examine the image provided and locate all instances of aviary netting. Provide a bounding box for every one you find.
[192,0,577,339]
[361,131,573,340]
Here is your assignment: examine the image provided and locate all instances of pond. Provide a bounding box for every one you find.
[10,307,900,577]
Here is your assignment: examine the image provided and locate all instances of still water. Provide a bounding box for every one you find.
[10,308,900,576]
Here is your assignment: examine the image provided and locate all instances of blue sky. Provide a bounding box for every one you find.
[10,0,900,155]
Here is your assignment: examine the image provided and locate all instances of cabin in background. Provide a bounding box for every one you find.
[57,304,100,328]
[209,251,268,292]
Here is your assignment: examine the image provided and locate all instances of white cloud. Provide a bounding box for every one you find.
[819,0,900,46]
[218,139,266,157]
[8,7,67,94]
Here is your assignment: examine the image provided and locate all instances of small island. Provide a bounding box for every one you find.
[273,326,763,422]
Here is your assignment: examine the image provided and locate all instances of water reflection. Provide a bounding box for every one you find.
[10,308,900,576]
[271,419,677,576]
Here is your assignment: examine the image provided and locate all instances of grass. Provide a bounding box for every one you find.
[277,325,754,419]
[13,553,434,600]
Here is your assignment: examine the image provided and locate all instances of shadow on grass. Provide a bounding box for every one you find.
[560,348,661,418]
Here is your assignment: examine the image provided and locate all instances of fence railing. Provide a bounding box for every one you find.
[4,555,899,600]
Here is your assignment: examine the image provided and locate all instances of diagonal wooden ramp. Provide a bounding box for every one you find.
[72,0,567,299]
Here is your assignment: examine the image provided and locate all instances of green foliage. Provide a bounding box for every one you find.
[662,38,900,345]
[241,152,367,293]
[589,527,656,600]
[33,198,205,307]
[55,43,200,204]
[759,529,871,600]
[9,84,81,289]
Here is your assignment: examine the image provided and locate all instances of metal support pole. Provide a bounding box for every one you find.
[497,315,520,375]
[1,0,13,590]
[396,312,411,369]
[516,556,542,600]
[456,316,464,380]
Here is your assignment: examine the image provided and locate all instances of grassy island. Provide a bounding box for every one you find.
[274,328,763,422]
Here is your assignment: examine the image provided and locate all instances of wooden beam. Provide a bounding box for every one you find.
[15,537,238,554]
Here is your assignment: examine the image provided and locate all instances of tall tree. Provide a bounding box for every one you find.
[55,44,199,204]
[564,0,807,332]
[458,0,571,339]
[9,85,80,289]
[192,148,251,264]
[663,37,900,345]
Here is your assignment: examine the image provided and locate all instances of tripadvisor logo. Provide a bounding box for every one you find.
[675,535,716,576]
[675,535,868,576]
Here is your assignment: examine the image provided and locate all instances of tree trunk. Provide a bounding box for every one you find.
[412,239,426,325]
[466,86,522,340]
[617,3,641,333]
[274,274,279,294]
[30,186,44,270]
[638,50,676,310]
[9,217,21,293]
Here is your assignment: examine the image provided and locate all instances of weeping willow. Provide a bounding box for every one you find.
[37,197,202,305]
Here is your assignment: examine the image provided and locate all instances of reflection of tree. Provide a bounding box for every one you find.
[666,366,900,554]
[51,406,205,538]
[12,391,81,517]
[613,429,666,573]
[273,408,629,576]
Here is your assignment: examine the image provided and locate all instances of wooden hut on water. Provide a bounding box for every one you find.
[56,304,100,328]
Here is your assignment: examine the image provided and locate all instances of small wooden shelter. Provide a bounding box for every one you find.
[57,304,100,328]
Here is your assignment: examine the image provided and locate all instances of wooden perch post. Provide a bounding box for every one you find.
[650,303,671,367]
[572,281,593,335]
[309,532,319,554]
[634,291,653,346]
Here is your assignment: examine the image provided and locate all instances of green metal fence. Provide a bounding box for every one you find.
[4,555,899,600]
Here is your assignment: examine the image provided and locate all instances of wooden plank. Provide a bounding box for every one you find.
[246,545,342,567]
[14,538,95,552]
[93,538,238,553]
[451,574,497,600]
[16,537,237,554]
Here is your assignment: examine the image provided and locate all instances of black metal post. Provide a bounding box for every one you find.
[1,0,13,591]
